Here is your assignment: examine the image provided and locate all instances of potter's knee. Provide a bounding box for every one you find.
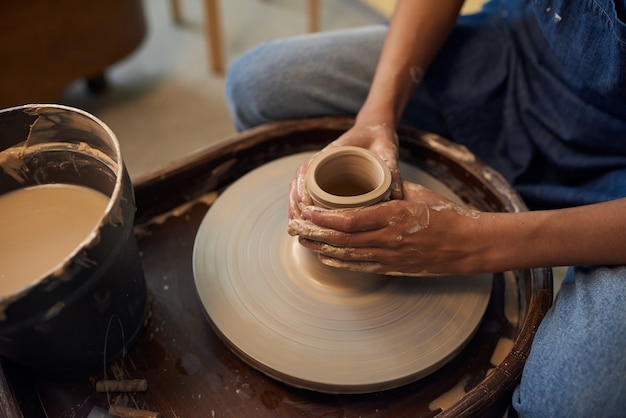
[225,43,276,131]
[226,40,298,131]
[512,268,626,417]
[513,370,626,418]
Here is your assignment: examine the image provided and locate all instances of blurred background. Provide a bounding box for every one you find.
[1,0,485,179]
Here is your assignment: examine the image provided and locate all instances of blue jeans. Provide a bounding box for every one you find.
[225,25,626,416]
[225,26,448,136]
[513,266,626,417]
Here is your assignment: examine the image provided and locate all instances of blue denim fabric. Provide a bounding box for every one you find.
[226,2,626,210]
[225,4,626,414]
[424,0,626,210]
[531,0,626,102]
[513,266,626,417]
[225,27,384,131]
[225,26,448,136]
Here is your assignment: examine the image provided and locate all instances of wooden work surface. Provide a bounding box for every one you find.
[0,117,552,417]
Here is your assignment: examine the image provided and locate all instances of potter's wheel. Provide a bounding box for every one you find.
[193,152,492,393]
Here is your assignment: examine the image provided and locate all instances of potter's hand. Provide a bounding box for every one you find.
[288,181,483,276]
[288,123,401,221]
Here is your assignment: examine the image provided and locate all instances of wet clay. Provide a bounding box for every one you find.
[490,337,515,366]
[0,184,109,296]
[305,146,392,209]
[429,376,470,412]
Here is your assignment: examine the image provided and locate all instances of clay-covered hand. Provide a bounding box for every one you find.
[288,181,484,276]
[288,123,401,221]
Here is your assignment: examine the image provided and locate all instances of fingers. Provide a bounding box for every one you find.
[292,181,443,236]
[316,255,434,276]
[389,164,403,200]
[288,158,314,220]
[374,140,401,200]
[288,218,371,245]
[288,179,481,277]
[288,179,301,220]
[367,125,402,200]
[288,215,398,250]
[297,238,409,275]
[298,236,385,271]
[298,188,436,235]
[301,204,394,232]
[318,255,384,274]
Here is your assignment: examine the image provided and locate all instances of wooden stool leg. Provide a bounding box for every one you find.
[171,0,183,24]
[204,0,224,74]
[307,0,319,32]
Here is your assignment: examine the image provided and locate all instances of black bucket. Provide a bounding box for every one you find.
[0,104,147,373]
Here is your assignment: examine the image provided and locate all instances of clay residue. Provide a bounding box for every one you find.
[490,337,515,366]
[410,66,425,85]
[429,201,480,219]
[429,376,470,411]
[287,218,324,239]
[503,271,520,327]
[1,107,118,184]
[319,257,382,273]
[406,202,431,234]
[481,166,526,213]
[137,191,219,230]
[421,134,476,163]
[0,141,30,182]
[44,301,66,321]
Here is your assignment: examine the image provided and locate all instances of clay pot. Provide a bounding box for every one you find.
[306,146,392,209]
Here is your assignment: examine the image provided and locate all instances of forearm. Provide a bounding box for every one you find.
[356,0,465,128]
[476,198,626,272]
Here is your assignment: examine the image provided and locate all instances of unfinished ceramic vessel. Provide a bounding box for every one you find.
[305,146,392,208]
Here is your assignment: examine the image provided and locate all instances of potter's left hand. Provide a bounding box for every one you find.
[288,123,401,221]
[288,181,484,276]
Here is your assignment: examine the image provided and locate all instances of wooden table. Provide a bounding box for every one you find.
[0,117,552,417]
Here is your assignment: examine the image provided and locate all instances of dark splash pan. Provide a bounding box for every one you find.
[0,116,552,418]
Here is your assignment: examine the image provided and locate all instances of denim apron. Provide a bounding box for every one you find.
[425,0,626,209]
